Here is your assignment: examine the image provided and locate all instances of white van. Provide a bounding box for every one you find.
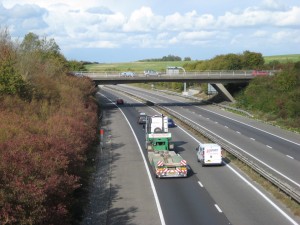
[196,143,222,166]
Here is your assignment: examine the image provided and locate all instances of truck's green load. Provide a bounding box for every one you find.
[145,115,188,178]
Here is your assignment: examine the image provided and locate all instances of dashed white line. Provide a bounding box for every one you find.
[236,131,241,134]
[198,181,204,188]
[224,126,228,128]
[286,155,294,159]
[214,204,223,213]
[266,145,273,149]
[250,138,255,141]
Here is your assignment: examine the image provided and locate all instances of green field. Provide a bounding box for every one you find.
[85,61,193,72]
[85,54,300,72]
[263,54,300,63]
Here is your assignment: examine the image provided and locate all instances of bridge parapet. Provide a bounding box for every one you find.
[73,70,277,78]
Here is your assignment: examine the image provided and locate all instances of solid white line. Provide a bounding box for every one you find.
[102,93,166,225]
[286,155,294,159]
[198,181,204,188]
[226,164,299,225]
[214,204,223,213]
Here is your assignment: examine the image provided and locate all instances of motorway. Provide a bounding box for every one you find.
[113,85,300,190]
[97,85,300,225]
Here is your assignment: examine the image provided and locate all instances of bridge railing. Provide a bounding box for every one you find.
[72,70,276,78]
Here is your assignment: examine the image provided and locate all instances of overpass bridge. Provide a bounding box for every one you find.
[76,70,273,102]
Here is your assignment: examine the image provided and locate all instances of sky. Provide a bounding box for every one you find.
[1,0,300,62]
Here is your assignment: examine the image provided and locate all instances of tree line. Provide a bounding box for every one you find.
[0,28,98,224]
[139,54,191,62]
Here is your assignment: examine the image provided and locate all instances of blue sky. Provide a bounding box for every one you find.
[1,0,300,62]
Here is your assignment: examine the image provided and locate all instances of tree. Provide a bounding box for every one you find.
[0,28,26,97]
[242,50,264,69]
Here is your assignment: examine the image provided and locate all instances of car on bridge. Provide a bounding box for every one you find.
[144,70,160,77]
[120,71,136,77]
[252,70,269,76]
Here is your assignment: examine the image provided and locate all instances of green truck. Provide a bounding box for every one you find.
[145,115,188,178]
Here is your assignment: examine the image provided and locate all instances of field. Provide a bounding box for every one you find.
[263,54,300,63]
[84,54,300,72]
[85,61,193,72]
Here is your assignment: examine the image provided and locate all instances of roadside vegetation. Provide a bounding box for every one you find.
[0,28,98,224]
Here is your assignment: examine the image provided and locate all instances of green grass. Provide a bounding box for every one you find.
[84,54,300,72]
[264,54,300,63]
[85,61,194,72]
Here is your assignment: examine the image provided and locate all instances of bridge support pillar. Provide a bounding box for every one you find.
[211,83,235,103]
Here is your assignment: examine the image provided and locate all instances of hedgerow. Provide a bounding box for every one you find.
[0,28,98,224]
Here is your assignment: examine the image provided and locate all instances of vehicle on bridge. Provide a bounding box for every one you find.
[144,69,160,77]
[252,70,269,76]
[120,71,136,77]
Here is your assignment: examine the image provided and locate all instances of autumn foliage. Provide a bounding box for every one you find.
[0,29,98,224]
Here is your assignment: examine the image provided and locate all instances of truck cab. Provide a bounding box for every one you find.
[196,143,222,166]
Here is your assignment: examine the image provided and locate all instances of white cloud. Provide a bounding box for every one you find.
[123,7,161,32]
[275,6,300,26]
[252,30,268,37]
[1,0,299,61]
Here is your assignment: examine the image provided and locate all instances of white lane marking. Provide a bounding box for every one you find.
[122,86,300,147]
[215,204,223,213]
[267,145,273,149]
[198,181,204,188]
[103,88,298,225]
[250,138,255,141]
[236,131,241,134]
[177,119,299,225]
[286,155,294,159]
[224,126,228,128]
[195,106,300,147]
[102,93,166,225]
[165,107,300,188]
[226,164,299,225]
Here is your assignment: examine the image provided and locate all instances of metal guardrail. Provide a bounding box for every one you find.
[73,70,277,78]
[106,86,300,204]
[72,70,278,77]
